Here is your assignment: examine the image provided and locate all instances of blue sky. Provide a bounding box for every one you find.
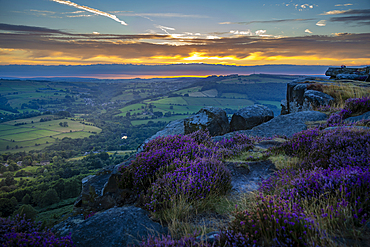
[0,0,369,67]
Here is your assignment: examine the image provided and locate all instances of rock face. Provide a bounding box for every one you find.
[281,80,334,115]
[73,160,136,214]
[54,206,168,247]
[230,105,274,131]
[214,111,327,140]
[326,66,370,81]
[184,107,230,136]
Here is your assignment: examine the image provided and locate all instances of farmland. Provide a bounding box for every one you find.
[0,115,101,153]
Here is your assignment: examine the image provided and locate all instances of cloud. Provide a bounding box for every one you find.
[0,23,369,65]
[326,9,370,25]
[335,3,353,6]
[0,23,69,35]
[320,10,349,15]
[316,20,327,26]
[219,18,315,25]
[50,0,128,25]
[305,29,313,33]
[115,13,209,18]
[155,25,175,34]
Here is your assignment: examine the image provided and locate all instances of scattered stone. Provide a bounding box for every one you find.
[54,206,168,247]
[184,107,230,136]
[230,105,274,131]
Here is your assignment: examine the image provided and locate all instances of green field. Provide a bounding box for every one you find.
[258,100,282,108]
[0,115,101,153]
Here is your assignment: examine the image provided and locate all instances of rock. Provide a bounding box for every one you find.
[184,107,230,136]
[225,160,276,196]
[325,66,370,81]
[137,119,186,152]
[54,206,168,247]
[303,90,334,108]
[282,80,335,115]
[324,126,370,131]
[230,105,274,131]
[214,111,327,139]
[254,138,287,150]
[344,111,370,123]
[73,161,137,214]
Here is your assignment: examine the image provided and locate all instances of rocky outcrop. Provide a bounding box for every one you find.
[184,107,230,136]
[53,206,168,247]
[230,105,274,131]
[326,66,370,81]
[214,111,327,140]
[281,80,334,115]
[73,160,136,214]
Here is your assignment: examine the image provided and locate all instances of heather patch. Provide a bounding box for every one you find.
[219,194,319,246]
[119,130,251,215]
[260,166,370,225]
[119,131,221,193]
[142,158,231,212]
[0,215,74,247]
[279,127,370,169]
[326,96,370,126]
[137,232,214,247]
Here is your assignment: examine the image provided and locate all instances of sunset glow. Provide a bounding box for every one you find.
[0,0,369,72]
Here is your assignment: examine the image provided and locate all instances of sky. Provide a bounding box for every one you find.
[0,0,369,69]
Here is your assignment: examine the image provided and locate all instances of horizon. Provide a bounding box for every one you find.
[0,63,353,79]
[1,0,369,67]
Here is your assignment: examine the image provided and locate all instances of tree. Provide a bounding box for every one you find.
[42,188,60,206]
[0,198,15,217]
[10,196,18,208]
[13,204,38,221]
[22,194,31,204]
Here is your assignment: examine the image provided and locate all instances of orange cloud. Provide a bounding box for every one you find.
[0,24,369,66]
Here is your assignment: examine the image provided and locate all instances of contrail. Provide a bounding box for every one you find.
[51,0,128,25]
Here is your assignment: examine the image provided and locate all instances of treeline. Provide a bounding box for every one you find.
[0,152,127,217]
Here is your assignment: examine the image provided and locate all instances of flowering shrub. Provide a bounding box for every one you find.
[136,232,214,247]
[215,133,254,158]
[280,127,370,169]
[341,96,370,118]
[119,130,256,213]
[326,96,370,126]
[219,194,317,246]
[260,166,370,225]
[142,158,231,212]
[119,131,221,193]
[0,215,74,247]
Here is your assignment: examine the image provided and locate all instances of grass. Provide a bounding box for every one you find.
[322,82,370,108]
[0,116,101,153]
[131,115,190,126]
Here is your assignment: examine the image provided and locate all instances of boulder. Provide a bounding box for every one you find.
[303,90,334,108]
[344,111,370,123]
[230,105,274,131]
[214,111,327,139]
[282,80,335,115]
[54,206,168,247]
[73,160,136,214]
[184,107,230,136]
